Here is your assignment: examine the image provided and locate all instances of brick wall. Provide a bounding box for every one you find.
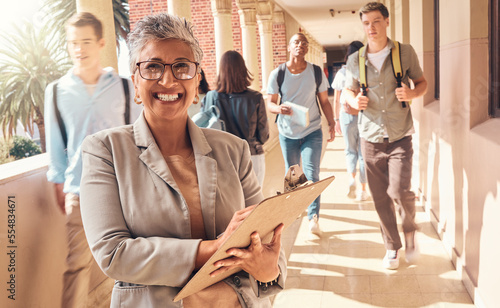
[129,0,168,30]
[230,1,263,88]
[272,23,287,70]
[191,0,217,89]
[129,0,286,90]
[231,1,242,54]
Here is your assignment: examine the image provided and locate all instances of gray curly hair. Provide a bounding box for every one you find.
[127,13,203,73]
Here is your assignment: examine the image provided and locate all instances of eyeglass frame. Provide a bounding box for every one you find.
[135,60,200,81]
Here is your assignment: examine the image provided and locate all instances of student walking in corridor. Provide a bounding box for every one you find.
[267,33,336,236]
[344,2,428,270]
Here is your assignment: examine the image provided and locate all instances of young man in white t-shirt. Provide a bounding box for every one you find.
[343,2,428,270]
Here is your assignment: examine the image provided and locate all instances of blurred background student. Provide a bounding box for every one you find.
[202,50,269,186]
[188,68,209,117]
[331,40,369,201]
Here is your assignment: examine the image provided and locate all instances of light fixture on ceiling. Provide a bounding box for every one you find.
[330,9,357,17]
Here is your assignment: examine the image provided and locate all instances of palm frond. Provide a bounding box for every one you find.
[0,21,71,151]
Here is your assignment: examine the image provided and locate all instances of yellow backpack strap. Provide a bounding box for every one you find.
[390,41,409,107]
[391,41,403,83]
[358,46,367,96]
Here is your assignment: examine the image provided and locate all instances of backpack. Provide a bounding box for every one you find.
[192,92,226,131]
[52,78,131,148]
[358,41,409,107]
[275,62,323,122]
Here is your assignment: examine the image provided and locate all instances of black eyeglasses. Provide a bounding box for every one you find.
[136,60,199,80]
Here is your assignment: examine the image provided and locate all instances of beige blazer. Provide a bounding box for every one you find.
[80,113,286,308]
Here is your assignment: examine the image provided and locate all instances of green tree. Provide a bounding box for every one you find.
[0,138,14,165]
[0,1,130,156]
[9,136,42,160]
[0,22,71,153]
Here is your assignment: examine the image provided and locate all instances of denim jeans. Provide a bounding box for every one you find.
[279,129,323,220]
[339,110,366,183]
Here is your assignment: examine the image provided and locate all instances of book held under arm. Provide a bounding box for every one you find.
[283,101,310,127]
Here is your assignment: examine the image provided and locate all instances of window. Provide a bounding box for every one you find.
[434,0,440,100]
[491,0,500,116]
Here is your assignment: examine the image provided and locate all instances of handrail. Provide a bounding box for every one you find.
[0,153,48,184]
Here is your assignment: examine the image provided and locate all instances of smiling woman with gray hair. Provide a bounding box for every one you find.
[79,13,286,308]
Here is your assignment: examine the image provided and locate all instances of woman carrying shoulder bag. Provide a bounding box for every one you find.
[202,50,269,186]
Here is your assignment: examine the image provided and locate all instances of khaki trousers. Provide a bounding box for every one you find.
[62,193,94,308]
[361,136,419,250]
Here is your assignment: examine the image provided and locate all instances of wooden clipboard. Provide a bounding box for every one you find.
[173,175,335,302]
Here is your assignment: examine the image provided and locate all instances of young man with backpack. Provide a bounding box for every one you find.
[44,12,141,307]
[267,33,336,236]
[343,2,428,270]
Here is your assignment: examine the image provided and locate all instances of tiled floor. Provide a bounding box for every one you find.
[263,135,474,308]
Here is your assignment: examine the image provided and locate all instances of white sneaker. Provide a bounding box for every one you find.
[309,214,321,236]
[355,190,369,201]
[347,181,356,199]
[405,232,420,264]
[383,250,400,270]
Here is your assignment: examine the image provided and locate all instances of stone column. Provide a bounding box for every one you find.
[311,40,317,65]
[168,0,192,22]
[257,1,273,92]
[316,42,323,66]
[316,45,321,65]
[76,0,118,71]
[311,36,317,65]
[387,0,396,40]
[236,0,260,90]
[211,0,233,72]
[398,0,410,43]
[319,44,325,67]
[304,32,312,63]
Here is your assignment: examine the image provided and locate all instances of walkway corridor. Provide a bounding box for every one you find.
[262,135,474,308]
